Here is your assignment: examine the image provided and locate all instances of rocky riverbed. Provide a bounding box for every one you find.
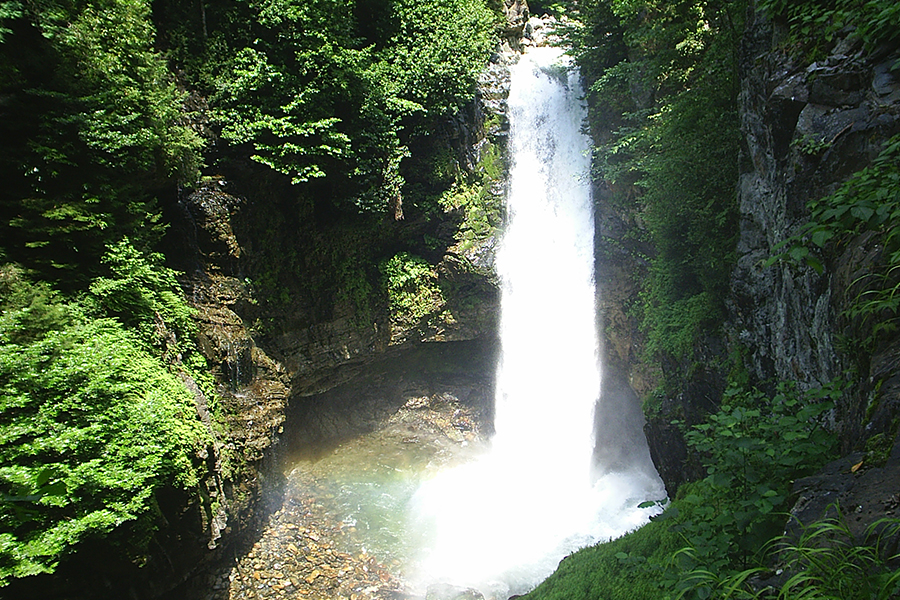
[193,392,490,600]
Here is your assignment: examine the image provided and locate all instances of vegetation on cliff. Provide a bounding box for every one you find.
[569,0,744,382]
[772,133,900,351]
[155,0,498,215]
[0,0,502,589]
[0,257,212,584]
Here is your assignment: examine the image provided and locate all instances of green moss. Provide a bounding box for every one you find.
[865,432,893,467]
[479,142,504,181]
[640,388,666,420]
[334,255,376,326]
[436,140,505,258]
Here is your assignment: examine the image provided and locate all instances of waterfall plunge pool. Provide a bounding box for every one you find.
[214,390,662,600]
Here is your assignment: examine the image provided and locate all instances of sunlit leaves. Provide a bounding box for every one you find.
[204,0,496,211]
[571,0,744,367]
[88,238,196,348]
[379,251,445,329]
[0,285,209,583]
[377,0,497,118]
[32,0,202,179]
[0,1,22,42]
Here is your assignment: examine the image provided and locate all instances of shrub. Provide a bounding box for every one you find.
[88,238,196,350]
[380,252,446,330]
[0,268,210,584]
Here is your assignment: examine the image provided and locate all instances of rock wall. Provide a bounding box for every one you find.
[732,9,900,448]
[724,10,900,535]
[735,15,883,391]
[599,6,900,497]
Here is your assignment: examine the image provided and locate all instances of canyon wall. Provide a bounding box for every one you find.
[598,5,900,512]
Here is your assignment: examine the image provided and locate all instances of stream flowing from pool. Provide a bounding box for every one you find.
[247,46,666,600]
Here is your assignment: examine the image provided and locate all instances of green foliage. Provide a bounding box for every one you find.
[676,513,900,600]
[380,252,446,329]
[0,265,69,345]
[678,383,838,568]
[168,0,498,212]
[375,0,498,116]
[569,0,743,369]
[0,1,22,42]
[791,132,832,156]
[0,0,202,282]
[41,0,202,178]
[0,271,209,584]
[209,4,359,185]
[770,515,900,600]
[757,0,900,54]
[641,290,718,361]
[88,238,196,351]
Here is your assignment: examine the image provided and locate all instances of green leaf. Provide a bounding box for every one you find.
[810,228,833,247]
[851,204,875,222]
[790,246,810,262]
[806,256,824,274]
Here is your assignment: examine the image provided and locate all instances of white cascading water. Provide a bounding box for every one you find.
[410,46,666,599]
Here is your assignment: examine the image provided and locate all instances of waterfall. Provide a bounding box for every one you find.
[411,46,665,599]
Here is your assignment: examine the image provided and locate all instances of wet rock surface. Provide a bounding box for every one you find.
[283,339,496,454]
[208,499,406,600]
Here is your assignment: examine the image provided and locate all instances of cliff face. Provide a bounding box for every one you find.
[732,12,900,448]
[126,27,519,600]
[625,7,900,506]
[733,16,893,392]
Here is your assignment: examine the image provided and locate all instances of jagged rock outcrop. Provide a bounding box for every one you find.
[603,7,900,498]
[632,7,900,514]
[732,11,900,449]
[500,0,529,50]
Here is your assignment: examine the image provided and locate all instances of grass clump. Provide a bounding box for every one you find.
[527,515,681,600]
